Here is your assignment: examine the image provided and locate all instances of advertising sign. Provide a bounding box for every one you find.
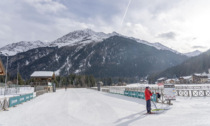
[9,93,34,107]
[164,84,176,100]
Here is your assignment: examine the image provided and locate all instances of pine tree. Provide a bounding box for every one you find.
[107,78,112,86]
[17,73,24,85]
[89,75,96,87]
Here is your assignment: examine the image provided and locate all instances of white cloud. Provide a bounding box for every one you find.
[0,0,210,53]
[23,0,67,14]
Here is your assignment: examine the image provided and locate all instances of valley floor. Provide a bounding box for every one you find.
[0,89,210,126]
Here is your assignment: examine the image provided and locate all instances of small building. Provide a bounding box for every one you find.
[0,59,5,76]
[193,73,208,84]
[179,76,193,84]
[157,77,166,84]
[207,74,210,83]
[165,78,178,84]
[139,79,148,84]
[30,71,55,85]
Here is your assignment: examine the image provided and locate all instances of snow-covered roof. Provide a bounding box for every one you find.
[180,76,192,80]
[31,71,54,78]
[165,79,176,82]
[194,73,208,77]
[157,77,166,81]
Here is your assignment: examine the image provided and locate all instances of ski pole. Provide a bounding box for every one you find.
[151,100,158,109]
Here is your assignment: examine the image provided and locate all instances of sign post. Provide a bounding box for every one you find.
[164,84,176,105]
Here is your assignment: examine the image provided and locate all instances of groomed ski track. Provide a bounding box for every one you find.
[0,88,210,126]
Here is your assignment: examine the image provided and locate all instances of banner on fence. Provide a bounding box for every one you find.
[124,91,156,102]
[164,84,176,100]
[9,93,34,107]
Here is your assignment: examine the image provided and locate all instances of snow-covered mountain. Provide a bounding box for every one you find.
[0,29,181,56]
[131,38,181,54]
[184,50,202,57]
[49,29,119,48]
[49,28,182,54]
[2,35,187,79]
[0,41,48,56]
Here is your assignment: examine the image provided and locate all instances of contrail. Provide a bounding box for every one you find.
[121,0,132,25]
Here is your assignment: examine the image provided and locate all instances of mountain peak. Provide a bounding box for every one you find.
[70,28,97,36]
[50,29,119,48]
[184,50,202,57]
[0,40,48,56]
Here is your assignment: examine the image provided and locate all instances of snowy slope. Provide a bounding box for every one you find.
[49,29,119,48]
[0,41,48,56]
[129,37,182,54]
[0,88,210,126]
[184,50,202,57]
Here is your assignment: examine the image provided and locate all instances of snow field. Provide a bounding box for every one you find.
[0,88,210,126]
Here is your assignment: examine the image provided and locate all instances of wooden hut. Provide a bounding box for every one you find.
[30,71,55,85]
[0,59,5,76]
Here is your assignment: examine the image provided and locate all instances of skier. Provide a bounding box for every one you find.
[145,86,153,114]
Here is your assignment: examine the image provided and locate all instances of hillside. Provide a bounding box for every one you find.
[0,36,187,79]
[148,49,210,83]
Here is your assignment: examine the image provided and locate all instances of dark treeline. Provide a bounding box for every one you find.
[0,73,96,88]
[0,72,141,87]
[55,74,96,88]
[0,73,30,85]
[97,77,140,86]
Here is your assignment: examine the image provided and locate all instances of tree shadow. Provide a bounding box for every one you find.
[114,110,146,126]
[102,93,146,105]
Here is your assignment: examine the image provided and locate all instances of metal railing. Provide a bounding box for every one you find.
[95,84,210,101]
[0,87,34,95]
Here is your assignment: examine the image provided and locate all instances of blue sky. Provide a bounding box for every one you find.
[0,0,210,53]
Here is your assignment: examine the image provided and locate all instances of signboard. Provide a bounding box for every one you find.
[124,91,157,102]
[164,84,176,100]
[48,82,52,86]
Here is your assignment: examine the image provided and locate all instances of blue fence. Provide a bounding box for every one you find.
[9,93,34,107]
[124,91,156,102]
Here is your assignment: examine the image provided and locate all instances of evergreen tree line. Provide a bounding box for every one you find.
[97,77,140,86]
[55,74,96,88]
[0,73,96,88]
[1,72,141,87]
[0,73,27,85]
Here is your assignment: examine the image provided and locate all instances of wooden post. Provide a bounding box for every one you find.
[161,89,164,103]
[204,90,206,97]
[177,90,179,96]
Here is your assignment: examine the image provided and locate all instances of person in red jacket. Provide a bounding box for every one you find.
[145,86,153,114]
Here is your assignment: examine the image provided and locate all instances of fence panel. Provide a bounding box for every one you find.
[9,93,34,107]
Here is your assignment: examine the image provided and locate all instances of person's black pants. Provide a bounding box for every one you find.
[146,99,151,113]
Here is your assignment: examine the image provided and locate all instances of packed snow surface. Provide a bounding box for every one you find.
[0,89,210,126]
